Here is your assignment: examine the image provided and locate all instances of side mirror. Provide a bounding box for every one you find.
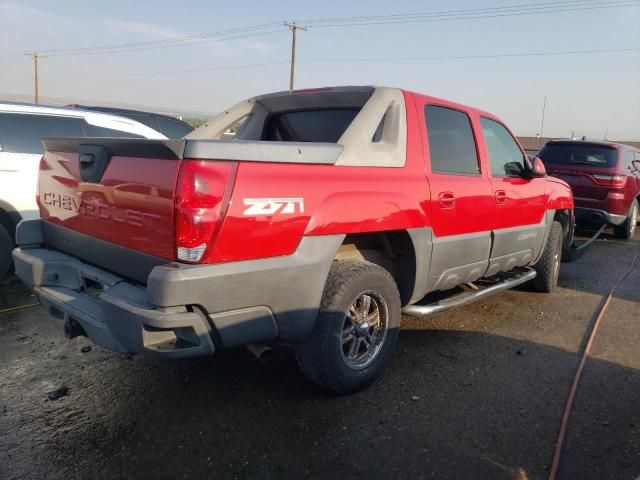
[530,157,547,178]
[504,161,525,177]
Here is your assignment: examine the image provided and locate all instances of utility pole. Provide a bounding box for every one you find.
[538,95,547,148]
[25,51,47,104]
[284,22,307,92]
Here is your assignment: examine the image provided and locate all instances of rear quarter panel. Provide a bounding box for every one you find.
[210,160,430,262]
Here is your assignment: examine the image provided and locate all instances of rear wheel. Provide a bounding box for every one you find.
[613,200,638,240]
[531,221,562,293]
[295,261,400,394]
[0,224,13,278]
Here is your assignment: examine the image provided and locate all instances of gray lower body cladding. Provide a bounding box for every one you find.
[12,219,344,356]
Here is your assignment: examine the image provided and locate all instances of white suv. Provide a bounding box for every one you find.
[0,102,168,277]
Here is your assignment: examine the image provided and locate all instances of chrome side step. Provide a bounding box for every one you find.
[402,267,537,318]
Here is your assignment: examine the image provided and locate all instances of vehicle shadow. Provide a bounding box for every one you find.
[558,228,640,303]
[2,324,638,480]
[0,274,33,309]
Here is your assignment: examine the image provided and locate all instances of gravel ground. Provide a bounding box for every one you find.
[1,229,638,480]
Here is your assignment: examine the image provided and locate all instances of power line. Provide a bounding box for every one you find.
[40,61,291,80]
[41,28,286,57]
[0,24,284,64]
[303,47,640,63]
[307,0,640,27]
[1,0,636,60]
[0,52,25,63]
[33,47,639,81]
[299,0,636,24]
[0,58,30,68]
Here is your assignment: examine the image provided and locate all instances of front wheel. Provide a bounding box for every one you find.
[531,221,563,293]
[613,200,638,240]
[296,261,401,394]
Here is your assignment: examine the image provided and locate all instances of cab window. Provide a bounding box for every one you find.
[424,105,479,175]
[480,117,526,177]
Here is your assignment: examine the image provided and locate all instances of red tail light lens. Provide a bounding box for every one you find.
[591,174,627,187]
[175,160,236,263]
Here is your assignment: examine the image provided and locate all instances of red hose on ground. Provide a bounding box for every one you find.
[548,252,640,480]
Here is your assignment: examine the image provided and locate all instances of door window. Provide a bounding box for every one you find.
[424,105,479,175]
[480,117,526,177]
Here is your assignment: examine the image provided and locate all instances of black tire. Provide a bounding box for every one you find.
[531,221,563,293]
[295,261,401,394]
[613,200,638,240]
[0,223,13,278]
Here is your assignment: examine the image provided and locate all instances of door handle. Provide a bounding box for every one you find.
[495,190,507,204]
[79,153,96,165]
[438,191,456,209]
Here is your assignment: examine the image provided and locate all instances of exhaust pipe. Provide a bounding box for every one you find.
[246,344,273,361]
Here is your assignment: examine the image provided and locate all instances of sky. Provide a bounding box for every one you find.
[1,0,639,139]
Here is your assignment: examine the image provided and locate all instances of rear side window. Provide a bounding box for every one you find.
[538,142,618,168]
[157,117,192,138]
[122,113,153,127]
[424,105,479,175]
[480,117,526,176]
[86,124,144,138]
[264,109,360,142]
[0,113,84,154]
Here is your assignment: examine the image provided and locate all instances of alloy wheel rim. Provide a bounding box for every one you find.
[340,291,389,370]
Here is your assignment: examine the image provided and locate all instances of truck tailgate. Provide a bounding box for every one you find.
[38,139,183,262]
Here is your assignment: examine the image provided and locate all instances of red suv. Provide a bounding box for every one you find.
[538,140,640,239]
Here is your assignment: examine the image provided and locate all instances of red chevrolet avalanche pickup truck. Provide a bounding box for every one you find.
[13,86,574,393]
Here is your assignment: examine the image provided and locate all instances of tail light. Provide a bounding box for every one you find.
[175,160,237,263]
[591,174,627,187]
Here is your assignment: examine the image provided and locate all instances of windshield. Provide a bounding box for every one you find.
[538,142,617,168]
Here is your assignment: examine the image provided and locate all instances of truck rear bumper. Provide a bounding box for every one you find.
[13,247,216,357]
[575,207,626,226]
[13,220,343,356]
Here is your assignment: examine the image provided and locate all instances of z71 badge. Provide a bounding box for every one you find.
[243,198,304,216]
